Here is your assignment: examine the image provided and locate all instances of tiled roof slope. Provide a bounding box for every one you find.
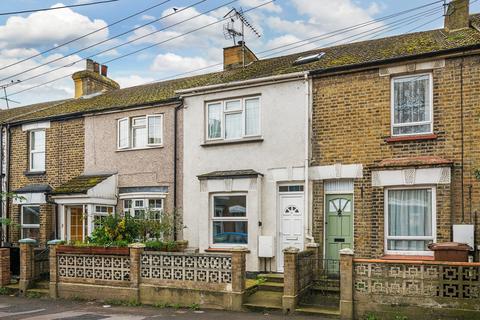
[0,99,69,123]
[6,14,480,124]
[50,174,113,195]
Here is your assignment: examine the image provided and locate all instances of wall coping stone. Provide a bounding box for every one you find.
[19,238,37,244]
[128,243,146,249]
[306,243,320,248]
[339,248,354,255]
[47,240,63,245]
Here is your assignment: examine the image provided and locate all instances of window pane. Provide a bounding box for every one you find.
[124,200,132,209]
[388,189,433,251]
[118,119,129,148]
[212,221,248,244]
[208,103,222,139]
[393,75,430,134]
[225,113,242,139]
[31,151,45,171]
[148,199,163,209]
[22,228,39,240]
[133,126,147,148]
[387,240,432,251]
[225,100,241,111]
[245,98,260,136]
[22,206,40,225]
[214,196,246,217]
[148,116,162,145]
[31,130,45,152]
[134,200,144,207]
[393,124,431,135]
[133,118,146,126]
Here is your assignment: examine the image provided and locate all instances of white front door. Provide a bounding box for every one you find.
[278,191,304,272]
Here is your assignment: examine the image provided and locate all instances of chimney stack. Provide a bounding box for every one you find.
[223,41,258,70]
[444,0,470,32]
[72,59,119,98]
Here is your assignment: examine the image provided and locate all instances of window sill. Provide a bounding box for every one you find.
[116,145,164,152]
[205,247,250,253]
[385,133,438,143]
[24,171,46,176]
[201,137,263,147]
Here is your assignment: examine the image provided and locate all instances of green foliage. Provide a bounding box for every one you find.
[144,240,178,251]
[135,209,175,242]
[475,169,480,181]
[26,291,42,299]
[87,213,139,247]
[188,303,200,311]
[394,315,408,320]
[0,287,12,295]
[255,276,267,285]
[365,314,379,320]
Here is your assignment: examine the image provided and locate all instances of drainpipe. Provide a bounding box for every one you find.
[0,125,4,245]
[5,125,11,245]
[173,101,184,241]
[304,73,314,244]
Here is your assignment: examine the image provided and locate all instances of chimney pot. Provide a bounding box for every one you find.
[101,65,108,77]
[86,59,94,72]
[93,62,100,74]
[444,0,470,32]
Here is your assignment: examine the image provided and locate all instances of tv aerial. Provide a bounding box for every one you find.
[0,80,21,109]
[223,8,261,46]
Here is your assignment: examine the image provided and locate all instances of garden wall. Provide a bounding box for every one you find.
[49,244,247,311]
[350,258,480,319]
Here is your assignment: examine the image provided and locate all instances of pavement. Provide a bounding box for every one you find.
[0,296,321,319]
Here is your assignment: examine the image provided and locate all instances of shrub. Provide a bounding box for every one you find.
[88,214,139,246]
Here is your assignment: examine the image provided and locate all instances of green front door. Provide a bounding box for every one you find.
[325,194,353,262]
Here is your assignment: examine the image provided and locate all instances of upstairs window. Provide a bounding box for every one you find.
[206,97,260,141]
[117,114,163,150]
[29,130,46,172]
[391,74,432,136]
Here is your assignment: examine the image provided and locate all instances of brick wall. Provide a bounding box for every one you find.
[311,55,480,258]
[9,118,84,247]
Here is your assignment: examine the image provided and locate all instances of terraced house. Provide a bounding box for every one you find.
[1,0,480,278]
[309,0,480,263]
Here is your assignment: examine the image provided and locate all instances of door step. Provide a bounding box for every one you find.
[243,291,283,311]
[257,273,284,283]
[258,281,284,292]
[295,305,340,318]
[33,280,49,290]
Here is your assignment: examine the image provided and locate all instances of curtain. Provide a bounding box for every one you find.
[208,103,222,139]
[245,98,260,136]
[388,189,432,251]
[393,75,430,135]
[225,113,242,139]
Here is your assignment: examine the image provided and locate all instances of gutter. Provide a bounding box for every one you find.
[7,97,181,127]
[176,72,308,96]
[309,43,480,77]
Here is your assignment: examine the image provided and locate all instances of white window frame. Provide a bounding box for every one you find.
[21,205,40,239]
[384,186,436,256]
[29,129,46,172]
[390,73,433,137]
[92,205,114,231]
[205,96,261,142]
[210,193,248,248]
[131,116,147,149]
[117,117,130,149]
[123,198,164,219]
[117,114,164,150]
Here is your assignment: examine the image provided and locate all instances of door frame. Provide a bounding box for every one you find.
[276,183,305,272]
[323,190,355,262]
[66,205,86,242]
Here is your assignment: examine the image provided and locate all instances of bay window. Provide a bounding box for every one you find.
[123,198,164,220]
[391,74,432,136]
[117,114,163,150]
[211,195,248,245]
[21,205,40,240]
[385,188,435,254]
[29,130,46,172]
[206,97,260,141]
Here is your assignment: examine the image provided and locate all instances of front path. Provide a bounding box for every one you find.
[0,296,324,319]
